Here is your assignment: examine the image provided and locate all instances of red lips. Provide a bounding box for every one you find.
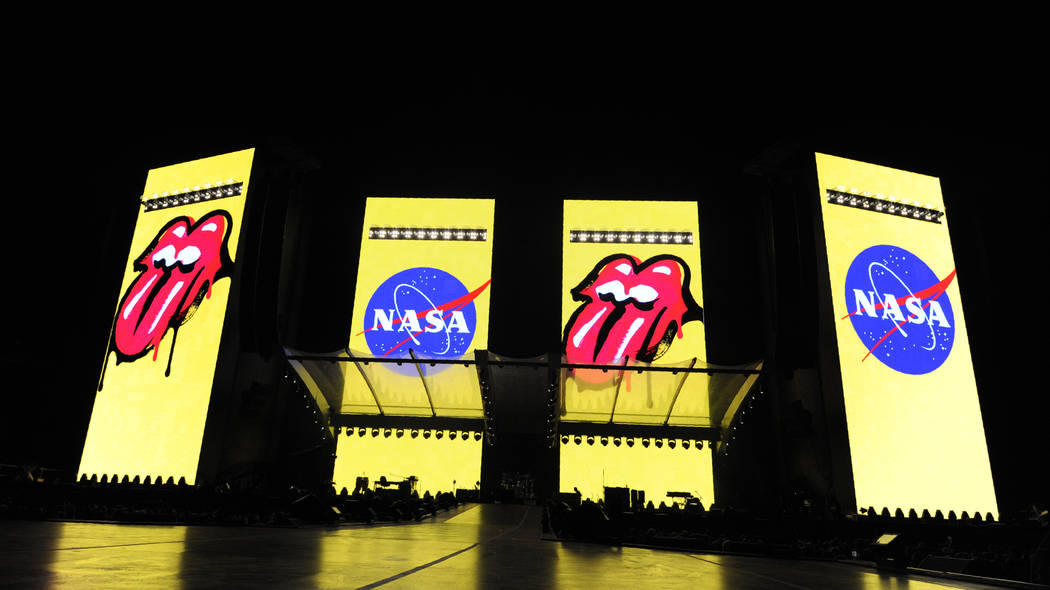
[564,254,702,381]
[113,211,232,367]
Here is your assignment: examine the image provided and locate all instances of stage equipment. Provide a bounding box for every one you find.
[815,153,997,518]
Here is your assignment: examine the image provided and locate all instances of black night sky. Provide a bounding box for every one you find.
[5,57,1047,513]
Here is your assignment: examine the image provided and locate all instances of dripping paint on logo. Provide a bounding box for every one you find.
[100,210,234,388]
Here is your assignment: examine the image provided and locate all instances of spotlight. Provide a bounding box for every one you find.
[682,440,690,449]
[462,431,470,441]
[358,428,367,437]
[586,436,595,446]
[613,437,621,447]
[655,439,663,448]
[561,435,570,444]
[423,430,432,439]
[474,432,482,441]
[600,437,608,446]
[335,426,342,436]
[668,439,676,449]
[642,439,650,448]
[436,430,444,439]
[371,428,380,438]
[573,436,582,445]
[396,429,404,438]
[695,440,704,450]
[626,438,635,447]
[450,431,458,440]
[411,429,419,438]
[383,428,392,438]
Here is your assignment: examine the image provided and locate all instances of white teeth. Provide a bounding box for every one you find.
[172,226,187,238]
[596,280,627,301]
[201,222,218,232]
[176,246,201,266]
[615,263,632,275]
[596,280,658,304]
[627,284,658,303]
[652,265,672,276]
[152,245,177,267]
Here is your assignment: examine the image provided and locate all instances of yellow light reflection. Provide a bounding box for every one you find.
[332,431,482,496]
[559,439,714,507]
[47,522,187,587]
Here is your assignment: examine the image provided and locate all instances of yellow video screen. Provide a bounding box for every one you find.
[561,201,707,421]
[333,197,494,494]
[332,430,482,497]
[560,200,713,502]
[79,148,255,485]
[816,152,997,517]
[560,438,714,508]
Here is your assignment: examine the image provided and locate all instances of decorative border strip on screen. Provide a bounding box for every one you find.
[141,181,244,212]
[826,188,943,224]
[367,227,488,241]
[569,230,694,245]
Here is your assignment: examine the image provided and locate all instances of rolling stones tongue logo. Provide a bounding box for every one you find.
[109,210,233,377]
[563,254,702,381]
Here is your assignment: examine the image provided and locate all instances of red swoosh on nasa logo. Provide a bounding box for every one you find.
[841,270,956,320]
[840,270,956,361]
[355,279,491,337]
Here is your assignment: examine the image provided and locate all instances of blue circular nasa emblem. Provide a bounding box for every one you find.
[843,245,955,375]
[363,267,477,374]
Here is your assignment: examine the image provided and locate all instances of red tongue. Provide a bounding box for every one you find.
[566,302,674,384]
[593,306,655,365]
[115,270,187,360]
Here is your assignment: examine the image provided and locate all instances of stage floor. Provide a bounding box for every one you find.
[0,504,1012,589]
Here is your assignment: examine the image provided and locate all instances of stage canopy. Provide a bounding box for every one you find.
[285,348,761,439]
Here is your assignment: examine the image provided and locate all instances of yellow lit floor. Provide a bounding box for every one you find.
[0,506,1006,589]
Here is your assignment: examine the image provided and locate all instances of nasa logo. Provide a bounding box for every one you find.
[843,245,956,375]
[361,267,490,372]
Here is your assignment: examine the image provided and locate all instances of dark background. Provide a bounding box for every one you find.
[4,60,1046,512]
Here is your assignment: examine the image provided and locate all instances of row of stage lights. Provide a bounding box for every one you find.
[825,188,944,224]
[368,227,488,241]
[569,230,694,244]
[560,435,706,450]
[142,181,243,211]
[338,427,483,441]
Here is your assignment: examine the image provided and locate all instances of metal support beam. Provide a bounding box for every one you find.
[284,353,760,376]
[409,349,437,417]
[558,421,720,442]
[663,357,697,426]
[607,357,630,423]
[331,414,484,432]
[474,349,495,444]
[345,347,384,416]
